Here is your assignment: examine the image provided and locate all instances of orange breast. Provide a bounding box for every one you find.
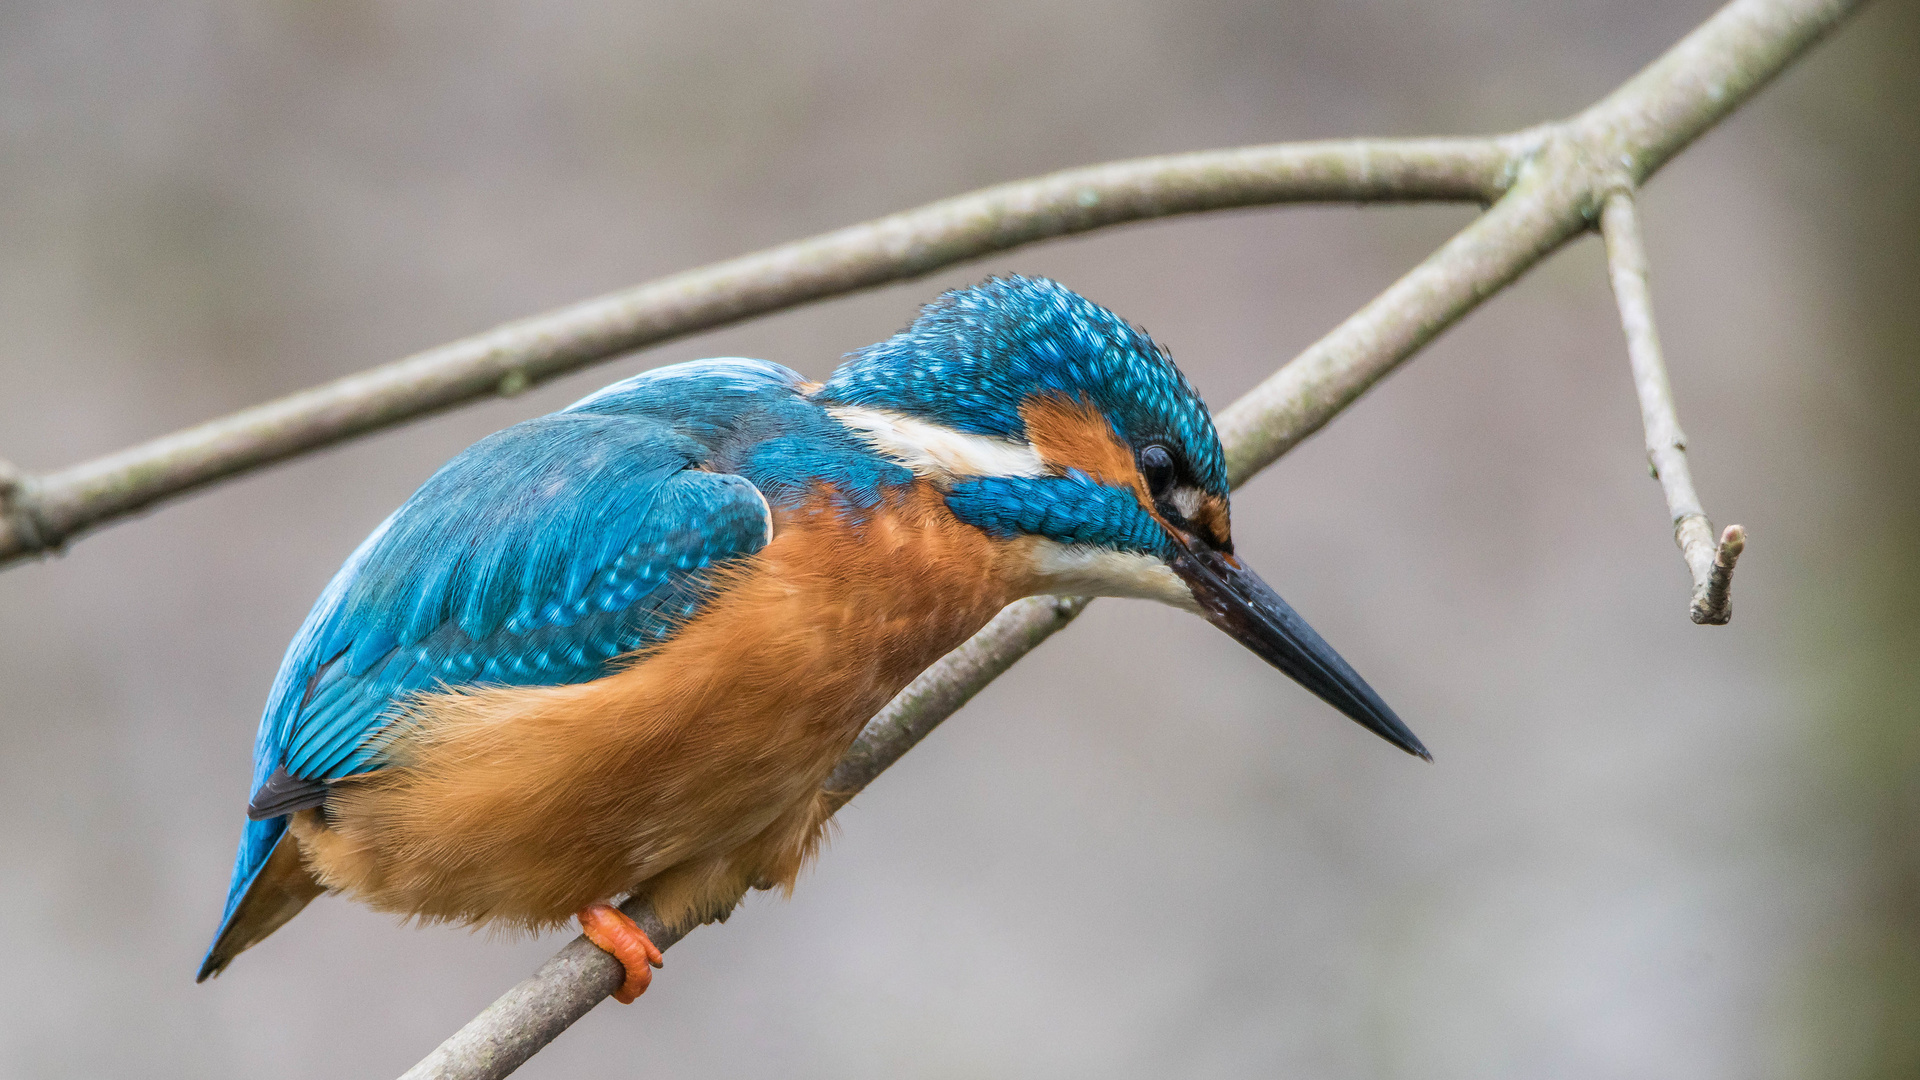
[292,479,1028,932]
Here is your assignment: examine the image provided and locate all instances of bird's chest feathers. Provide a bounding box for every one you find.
[332,481,1020,919]
[651,480,1021,747]
[422,478,1027,817]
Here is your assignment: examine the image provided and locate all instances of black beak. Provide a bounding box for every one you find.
[1170,543,1430,761]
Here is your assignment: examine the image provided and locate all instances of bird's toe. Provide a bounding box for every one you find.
[577,902,664,1004]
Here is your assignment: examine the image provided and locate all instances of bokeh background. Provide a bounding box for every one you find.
[0,1,1914,1076]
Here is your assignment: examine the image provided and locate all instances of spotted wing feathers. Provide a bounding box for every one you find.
[250,414,771,807]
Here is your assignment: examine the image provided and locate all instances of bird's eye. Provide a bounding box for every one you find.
[1140,444,1176,497]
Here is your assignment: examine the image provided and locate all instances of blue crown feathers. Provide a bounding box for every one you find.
[817,276,1227,497]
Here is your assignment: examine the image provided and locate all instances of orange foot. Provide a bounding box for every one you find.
[577,903,664,1004]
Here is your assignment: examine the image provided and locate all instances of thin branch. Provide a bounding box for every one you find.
[1217,0,1864,485]
[393,1,1860,1076]
[818,595,1094,811]
[1599,191,1746,623]
[0,138,1512,569]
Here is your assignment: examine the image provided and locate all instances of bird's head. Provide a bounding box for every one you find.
[819,276,1428,760]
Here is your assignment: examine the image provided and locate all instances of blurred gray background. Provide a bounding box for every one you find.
[1,1,1915,1077]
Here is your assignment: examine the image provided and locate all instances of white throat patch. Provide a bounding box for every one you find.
[1027,540,1200,612]
[826,405,1046,482]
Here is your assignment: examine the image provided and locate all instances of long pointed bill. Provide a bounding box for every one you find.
[1170,544,1431,761]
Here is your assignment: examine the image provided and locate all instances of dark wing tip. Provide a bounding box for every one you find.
[197,827,325,983]
[246,766,329,821]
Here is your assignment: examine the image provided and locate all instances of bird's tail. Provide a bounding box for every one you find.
[197,819,324,982]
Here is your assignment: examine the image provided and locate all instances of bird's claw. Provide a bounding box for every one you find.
[578,902,664,1003]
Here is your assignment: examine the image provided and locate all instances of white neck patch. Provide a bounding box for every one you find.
[826,404,1047,482]
[1027,540,1200,613]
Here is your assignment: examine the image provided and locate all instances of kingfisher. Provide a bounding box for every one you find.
[197,276,1427,1001]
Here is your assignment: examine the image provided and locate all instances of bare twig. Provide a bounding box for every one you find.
[0,139,1511,569]
[1599,191,1747,623]
[391,1,1860,1076]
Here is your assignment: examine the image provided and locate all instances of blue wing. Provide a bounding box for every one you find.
[210,382,780,962]
[257,413,771,799]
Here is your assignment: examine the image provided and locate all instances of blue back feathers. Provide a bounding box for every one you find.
[572,358,913,509]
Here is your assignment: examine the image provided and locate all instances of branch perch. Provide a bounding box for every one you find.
[394,6,1860,1072]
[1599,191,1746,623]
[0,138,1511,567]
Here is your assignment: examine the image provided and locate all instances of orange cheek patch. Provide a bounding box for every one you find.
[1018,394,1143,495]
[1190,493,1232,549]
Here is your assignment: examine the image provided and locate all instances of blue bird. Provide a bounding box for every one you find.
[199,276,1426,999]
